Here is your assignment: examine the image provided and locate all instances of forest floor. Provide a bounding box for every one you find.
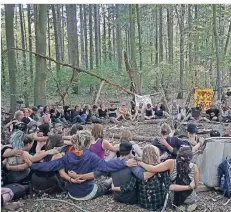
[3,121,231,212]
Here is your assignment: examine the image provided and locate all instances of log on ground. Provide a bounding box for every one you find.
[108,133,153,142]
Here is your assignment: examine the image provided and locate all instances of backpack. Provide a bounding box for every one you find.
[3,183,29,200]
[218,159,231,198]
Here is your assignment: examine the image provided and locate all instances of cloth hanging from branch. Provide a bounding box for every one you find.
[135,94,152,107]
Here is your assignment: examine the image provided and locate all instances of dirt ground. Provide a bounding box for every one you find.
[3,121,231,212]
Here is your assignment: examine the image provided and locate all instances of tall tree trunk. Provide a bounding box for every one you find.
[159,5,163,63]
[15,6,19,62]
[167,7,173,65]
[56,5,64,62]
[155,6,158,65]
[176,5,185,99]
[213,5,221,100]
[79,5,85,68]
[194,5,198,86]
[34,5,48,105]
[102,5,107,63]
[116,4,122,71]
[94,5,100,67]
[22,6,27,50]
[51,5,61,72]
[108,6,112,60]
[47,7,51,67]
[224,21,231,56]
[61,5,65,61]
[136,4,142,70]
[98,6,101,64]
[89,4,94,69]
[83,5,88,70]
[5,4,17,112]
[129,5,139,93]
[1,35,6,91]
[27,4,33,81]
[19,4,29,107]
[66,4,79,67]
[112,6,116,58]
[188,5,192,77]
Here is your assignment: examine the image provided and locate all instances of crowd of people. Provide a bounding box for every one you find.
[1,98,231,211]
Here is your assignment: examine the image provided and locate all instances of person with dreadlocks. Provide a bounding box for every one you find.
[138,146,199,212]
[24,130,137,200]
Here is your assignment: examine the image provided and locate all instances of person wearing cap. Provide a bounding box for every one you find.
[186,123,204,152]
[30,106,39,121]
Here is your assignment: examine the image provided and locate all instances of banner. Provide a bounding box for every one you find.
[135,94,152,107]
[194,88,214,111]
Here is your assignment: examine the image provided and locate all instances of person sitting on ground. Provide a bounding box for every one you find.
[108,103,119,123]
[4,135,58,185]
[153,103,164,119]
[70,142,154,205]
[184,104,205,122]
[71,105,85,124]
[30,106,40,121]
[24,130,137,201]
[106,129,143,161]
[117,103,131,120]
[112,145,171,211]
[226,88,231,97]
[171,100,182,121]
[91,105,103,123]
[205,104,219,122]
[4,111,25,133]
[66,124,84,154]
[98,103,108,119]
[30,134,69,193]
[89,124,118,159]
[221,105,231,122]
[137,103,145,121]
[82,104,93,124]
[153,123,203,160]
[138,146,199,212]
[43,106,51,122]
[37,105,44,117]
[130,101,137,121]
[144,103,155,120]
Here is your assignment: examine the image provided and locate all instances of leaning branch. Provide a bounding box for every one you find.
[3,47,135,95]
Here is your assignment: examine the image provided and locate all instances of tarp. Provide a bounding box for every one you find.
[194,88,214,111]
[135,94,152,107]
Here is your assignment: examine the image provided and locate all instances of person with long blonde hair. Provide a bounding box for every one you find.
[112,145,170,211]
[106,129,142,161]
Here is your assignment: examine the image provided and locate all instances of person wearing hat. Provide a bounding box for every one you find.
[186,123,204,152]
[30,106,39,121]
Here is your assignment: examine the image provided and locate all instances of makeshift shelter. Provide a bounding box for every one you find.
[194,137,231,187]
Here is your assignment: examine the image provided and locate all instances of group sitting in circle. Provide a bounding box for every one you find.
[1,98,231,211]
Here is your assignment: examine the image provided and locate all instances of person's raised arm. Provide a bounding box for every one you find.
[158,138,174,153]
[138,159,173,173]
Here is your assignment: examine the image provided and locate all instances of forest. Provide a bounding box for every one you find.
[1,4,231,112]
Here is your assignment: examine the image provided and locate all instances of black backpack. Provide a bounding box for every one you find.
[218,159,231,198]
[3,183,29,200]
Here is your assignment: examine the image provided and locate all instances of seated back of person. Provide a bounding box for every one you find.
[191,107,201,120]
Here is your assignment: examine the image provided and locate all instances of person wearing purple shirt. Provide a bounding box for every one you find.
[25,131,137,200]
